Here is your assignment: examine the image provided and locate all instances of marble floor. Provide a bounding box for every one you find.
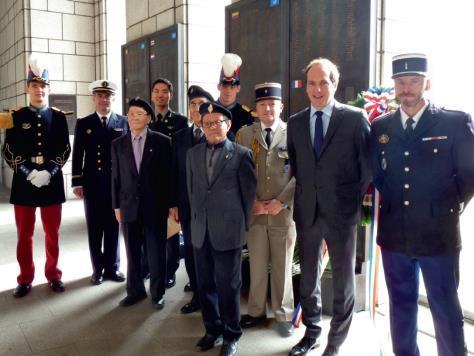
[0,186,472,356]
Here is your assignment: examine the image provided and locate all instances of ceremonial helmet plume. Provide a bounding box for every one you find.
[27,54,49,85]
[219,53,242,85]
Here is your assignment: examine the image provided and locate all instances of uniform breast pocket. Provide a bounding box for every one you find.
[420,140,452,175]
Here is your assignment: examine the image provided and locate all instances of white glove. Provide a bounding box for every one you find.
[30,170,51,188]
[26,169,39,181]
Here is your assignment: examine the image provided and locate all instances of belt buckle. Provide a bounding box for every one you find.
[36,156,44,165]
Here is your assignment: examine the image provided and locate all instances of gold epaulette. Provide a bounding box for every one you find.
[241,104,258,118]
[0,112,13,129]
[51,107,74,116]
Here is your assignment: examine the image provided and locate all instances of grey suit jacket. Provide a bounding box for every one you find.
[288,101,371,228]
[186,139,257,251]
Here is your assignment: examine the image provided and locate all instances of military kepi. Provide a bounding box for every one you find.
[255,82,282,102]
[88,79,117,94]
[27,54,49,85]
[188,85,214,102]
[128,97,154,117]
[219,53,242,85]
[392,53,428,79]
[199,102,232,121]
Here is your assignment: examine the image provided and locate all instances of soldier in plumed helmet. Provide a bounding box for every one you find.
[1,54,71,297]
[217,53,255,138]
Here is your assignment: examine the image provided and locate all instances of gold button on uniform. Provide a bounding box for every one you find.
[37,123,41,127]
[404,184,410,189]
[404,151,409,156]
[433,148,438,153]
[404,167,410,172]
[97,160,101,163]
[37,142,42,146]
[37,133,42,136]
[404,201,410,206]
[98,167,102,171]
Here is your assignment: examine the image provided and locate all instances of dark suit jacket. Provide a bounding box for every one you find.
[186,139,257,251]
[370,104,474,255]
[2,106,70,206]
[71,112,128,197]
[288,101,371,228]
[171,125,200,223]
[111,129,172,225]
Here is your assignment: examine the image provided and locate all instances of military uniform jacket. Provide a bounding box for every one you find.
[148,109,188,137]
[71,112,128,196]
[227,102,255,136]
[370,104,474,256]
[236,121,295,227]
[2,106,70,206]
[186,140,257,251]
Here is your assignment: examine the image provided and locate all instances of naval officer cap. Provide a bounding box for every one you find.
[88,79,117,94]
[199,102,233,121]
[255,82,282,102]
[188,85,214,102]
[128,97,154,117]
[392,53,428,79]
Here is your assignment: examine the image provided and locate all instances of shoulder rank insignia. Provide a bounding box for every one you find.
[378,134,389,144]
[241,104,258,118]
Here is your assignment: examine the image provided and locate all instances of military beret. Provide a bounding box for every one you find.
[392,53,428,79]
[199,102,232,121]
[255,82,282,101]
[128,97,154,117]
[88,79,117,94]
[188,85,214,102]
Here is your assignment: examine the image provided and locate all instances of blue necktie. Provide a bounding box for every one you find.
[314,111,324,158]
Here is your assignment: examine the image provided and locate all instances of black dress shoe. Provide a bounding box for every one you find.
[240,314,266,328]
[321,345,339,356]
[13,284,31,298]
[119,294,147,307]
[196,333,223,352]
[50,280,65,293]
[165,274,176,289]
[184,282,192,292]
[220,340,238,356]
[152,297,165,310]
[289,336,320,356]
[90,273,103,285]
[180,298,200,314]
[103,270,125,282]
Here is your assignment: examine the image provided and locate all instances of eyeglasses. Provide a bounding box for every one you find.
[202,119,227,129]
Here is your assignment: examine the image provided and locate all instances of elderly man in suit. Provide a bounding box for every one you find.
[186,102,256,356]
[236,82,296,337]
[371,53,474,356]
[111,97,171,309]
[71,79,128,285]
[287,58,371,356]
[170,85,214,314]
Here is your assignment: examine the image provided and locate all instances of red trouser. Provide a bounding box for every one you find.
[14,204,62,284]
